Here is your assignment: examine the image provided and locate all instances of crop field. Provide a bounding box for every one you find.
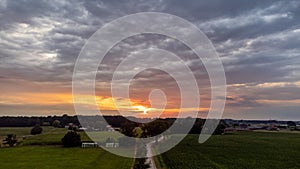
[155,132,300,169]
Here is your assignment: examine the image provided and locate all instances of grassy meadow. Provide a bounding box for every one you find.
[0,127,133,169]
[0,146,133,169]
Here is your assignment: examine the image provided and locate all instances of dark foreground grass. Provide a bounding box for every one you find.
[155,132,300,169]
[0,146,133,169]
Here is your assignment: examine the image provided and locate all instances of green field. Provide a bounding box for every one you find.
[155,132,300,169]
[0,127,55,137]
[0,127,133,169]
[0,127,124,146]
[0,146,133,169]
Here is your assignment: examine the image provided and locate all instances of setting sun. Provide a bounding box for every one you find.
[133,105,149,114]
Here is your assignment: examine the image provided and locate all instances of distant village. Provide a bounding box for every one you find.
[222,119,300,134]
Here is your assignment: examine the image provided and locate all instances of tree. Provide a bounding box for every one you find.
[3,134,18,147]
[52,120,61,128]
[61,131,81,147]
[120,121,136,137]
[68,124,78,131]
[31,125,43,135]
[133,127,143,138]
[213,122,227,135]
[142,120,169,137]
[189,119,204,134]
[287,121,296,130]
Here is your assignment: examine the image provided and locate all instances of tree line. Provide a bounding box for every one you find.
[0,115,227,136]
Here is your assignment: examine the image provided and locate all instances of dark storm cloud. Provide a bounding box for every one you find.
[1,0,299,84]
[163,0,278,21]
[0,0,56,29]
[195,1,300,42]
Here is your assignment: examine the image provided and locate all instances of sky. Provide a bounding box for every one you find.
[0,0,299,120]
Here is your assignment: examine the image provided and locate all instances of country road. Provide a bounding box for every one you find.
[146,136,164,169]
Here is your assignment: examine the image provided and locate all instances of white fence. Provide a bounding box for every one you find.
[82,142,98,148]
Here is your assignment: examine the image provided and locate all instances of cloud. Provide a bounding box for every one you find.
[0,0,299,119]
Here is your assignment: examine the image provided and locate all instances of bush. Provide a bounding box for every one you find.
[68,125,78,131]
[133,158,150,169]
[31,125,43,135]
[61,131,81,147]
[3,134,18,147]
